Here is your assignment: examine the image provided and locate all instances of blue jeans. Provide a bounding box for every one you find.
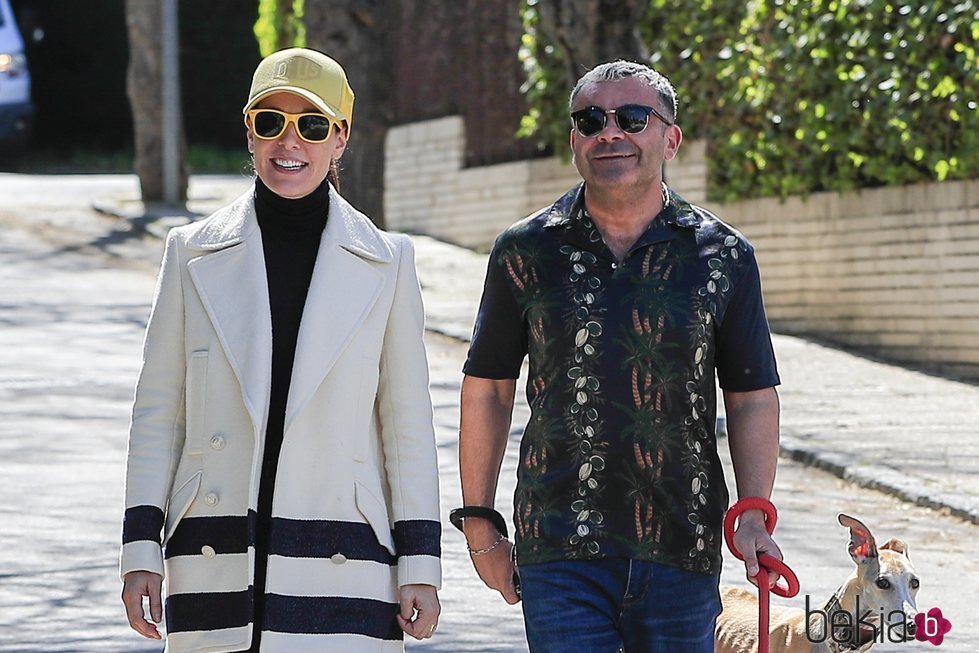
[519,558,721,653]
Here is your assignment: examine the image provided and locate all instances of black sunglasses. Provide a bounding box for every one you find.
[245,109,341,143]
[570,104,673,137]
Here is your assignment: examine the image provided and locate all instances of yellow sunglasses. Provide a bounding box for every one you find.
[245,109,343,143]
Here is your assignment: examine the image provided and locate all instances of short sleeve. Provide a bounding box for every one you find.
[715,254,780,392]
[463,237,527,379]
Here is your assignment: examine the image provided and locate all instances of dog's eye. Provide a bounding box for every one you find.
[875,578,891,590]
[910,578,920,589]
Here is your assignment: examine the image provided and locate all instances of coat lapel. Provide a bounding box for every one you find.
[186,193,272,436]
[285,190,393,432]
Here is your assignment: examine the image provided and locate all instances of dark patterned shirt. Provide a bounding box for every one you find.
[463,184,780,575]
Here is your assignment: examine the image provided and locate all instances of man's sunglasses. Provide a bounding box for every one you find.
[245,109,343,143]
[570,104,673,137]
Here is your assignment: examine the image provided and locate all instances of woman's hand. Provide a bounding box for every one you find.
[122,571,164,639]
[397,583,440,639]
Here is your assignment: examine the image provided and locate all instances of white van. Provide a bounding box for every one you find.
[0,0,32,149]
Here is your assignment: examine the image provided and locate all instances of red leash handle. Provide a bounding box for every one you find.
[723,497,800,653]
[723,497,799,598]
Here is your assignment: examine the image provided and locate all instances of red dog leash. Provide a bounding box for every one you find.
[723,497,800,653]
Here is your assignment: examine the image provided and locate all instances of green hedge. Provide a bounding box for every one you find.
[520,0,979,202]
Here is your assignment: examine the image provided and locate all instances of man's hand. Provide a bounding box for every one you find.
[732,509,782,589]
[122,571,163,640]
[397,584,440,640]
[465,519,520,604]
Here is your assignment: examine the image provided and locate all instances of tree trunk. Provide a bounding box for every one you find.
[304,1,391,228]
[536,0,649,90]
[125,0,188,202]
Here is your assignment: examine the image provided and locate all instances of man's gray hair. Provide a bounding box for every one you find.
[569,60,678,122]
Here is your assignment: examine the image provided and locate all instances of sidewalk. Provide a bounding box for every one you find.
[81,173,979,526]
[414,235,979,526]
[2,172,978,652]
[3,172,977,653]
[414,234,979,651]
[79,173,979,526]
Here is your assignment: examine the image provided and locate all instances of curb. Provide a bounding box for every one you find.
[779,434,979,527]
[432,321,979,526]
[93,203,978,529]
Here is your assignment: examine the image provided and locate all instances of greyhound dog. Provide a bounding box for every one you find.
[715,514,920,653]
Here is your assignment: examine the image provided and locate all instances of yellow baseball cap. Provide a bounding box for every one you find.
[243,48,355,130]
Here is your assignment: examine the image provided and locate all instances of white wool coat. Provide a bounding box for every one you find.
[121,189,441,653]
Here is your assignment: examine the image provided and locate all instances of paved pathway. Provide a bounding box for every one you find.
[412,235,979,526]
[1,173,977,651]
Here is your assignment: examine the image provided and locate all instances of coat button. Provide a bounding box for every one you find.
[203,492,219,507]
[330,553,347,565]
[210,435,226,450]
[201,545,216,558]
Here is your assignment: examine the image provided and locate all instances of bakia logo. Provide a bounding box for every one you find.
[805,597,951,646]
[272,58,322,80]
[914,607,952,646]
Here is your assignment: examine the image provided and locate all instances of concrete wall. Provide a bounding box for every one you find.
[384,116,979,381]
[715,181,979,381]
[384,116,707,249]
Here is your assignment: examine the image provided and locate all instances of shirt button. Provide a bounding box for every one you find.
[331,553,347,565]
[210,435,226,450]
[201,545,216,558]
[203,492,219,507]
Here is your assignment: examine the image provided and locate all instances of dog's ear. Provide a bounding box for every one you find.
[838,513,877,563]
[880,537,910,560]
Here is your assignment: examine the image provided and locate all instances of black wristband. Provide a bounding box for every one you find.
[449,506,509,538]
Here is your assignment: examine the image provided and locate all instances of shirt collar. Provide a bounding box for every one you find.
[543,182,702,256]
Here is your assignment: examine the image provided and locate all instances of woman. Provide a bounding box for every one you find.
[120,48,441,653]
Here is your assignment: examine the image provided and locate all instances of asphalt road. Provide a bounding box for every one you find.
[0,175,975,652]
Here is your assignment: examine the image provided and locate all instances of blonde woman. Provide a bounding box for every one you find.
[120,48,441,652]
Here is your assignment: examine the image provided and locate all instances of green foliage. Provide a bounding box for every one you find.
[521,0,979,202]
[3,145,250,175]
[187,145,253,174]
[518,0,573,155]
[254,0,306,57]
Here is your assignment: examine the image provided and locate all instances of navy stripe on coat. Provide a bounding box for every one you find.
[167,591,401,639]
[165,515,250,558]
[166,589,252,633]
[162,515,403,562]
[264,594,402,640]
[122,505,164,544]
[269,518,396,563]
[393,519,442,557]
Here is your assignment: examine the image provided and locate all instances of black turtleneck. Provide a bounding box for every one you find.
[249,177,330,649]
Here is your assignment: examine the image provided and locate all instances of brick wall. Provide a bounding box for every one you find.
[384,116,979,381]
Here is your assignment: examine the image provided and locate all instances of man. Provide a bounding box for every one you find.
[456,60,782,652]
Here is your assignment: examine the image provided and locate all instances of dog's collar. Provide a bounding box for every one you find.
[822,588,876,653]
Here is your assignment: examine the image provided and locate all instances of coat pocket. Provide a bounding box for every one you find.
[184,350,208,455]
[354,481,396,555]
[164,470,203,543]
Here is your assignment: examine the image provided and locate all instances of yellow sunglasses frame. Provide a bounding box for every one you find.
[245,109,343,143]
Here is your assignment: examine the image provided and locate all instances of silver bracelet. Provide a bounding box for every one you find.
[467,532,505,556]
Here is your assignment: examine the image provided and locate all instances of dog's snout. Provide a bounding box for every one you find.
[902,601,918,639]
